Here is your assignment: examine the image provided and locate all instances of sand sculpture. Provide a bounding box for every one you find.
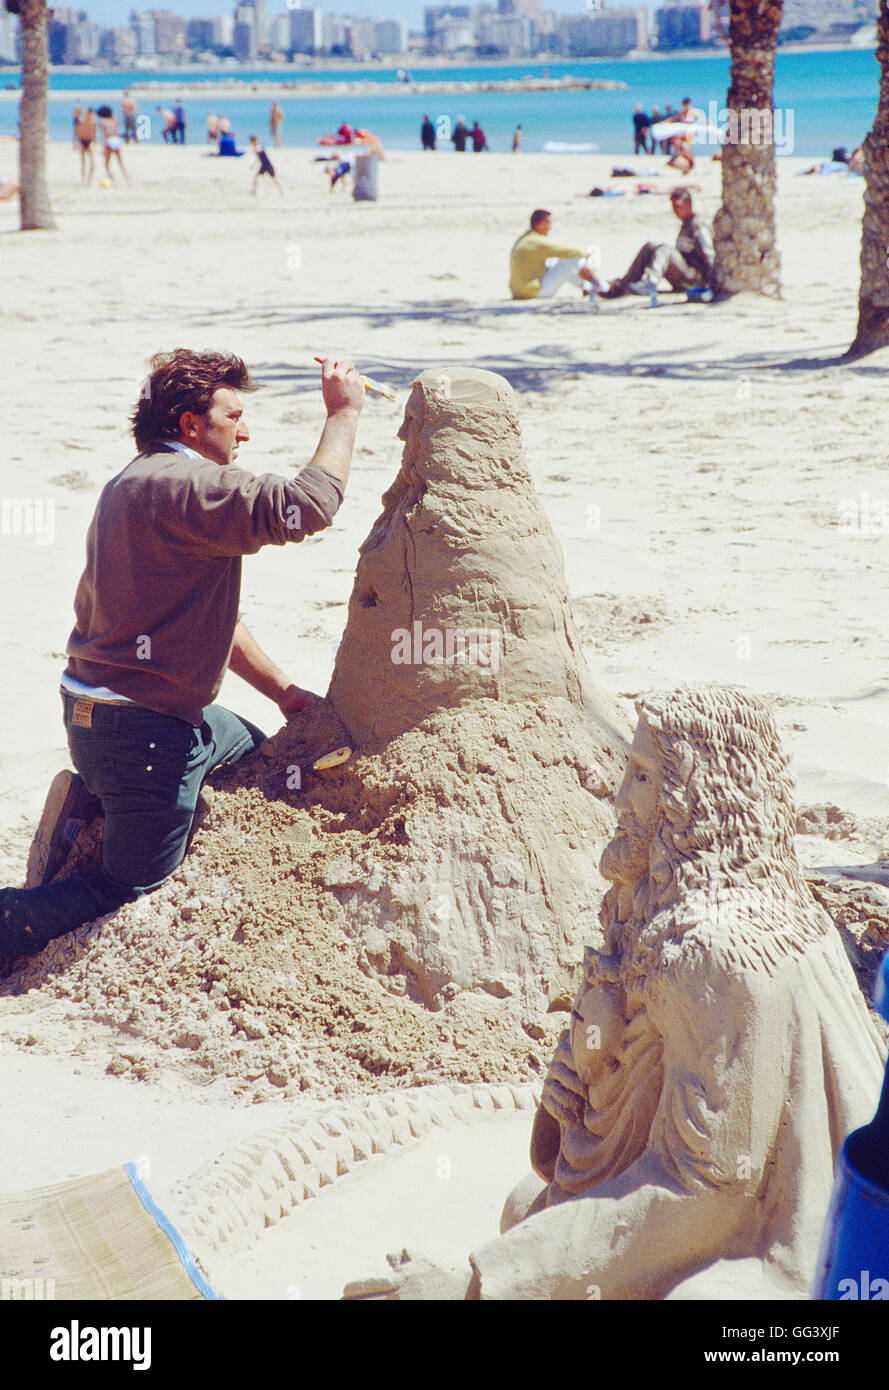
[313,366,630,1011]
[343,686,887,1299]
[6,367,629,1096]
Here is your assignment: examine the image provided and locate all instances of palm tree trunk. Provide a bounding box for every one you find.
[712,0,783,297]
[18,0,55,231]
[848,0,889,358]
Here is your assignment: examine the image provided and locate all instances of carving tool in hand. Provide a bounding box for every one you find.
[313,356,396,401]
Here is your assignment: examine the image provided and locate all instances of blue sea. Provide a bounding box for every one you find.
[0,49,880,157]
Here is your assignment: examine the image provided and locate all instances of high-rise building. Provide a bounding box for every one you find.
[0,9,20,62]
[152,9,186,55]
[348,16,376,58]
[130,10,156,55]
[558,7,647,55]
[424,5,471,40]
[321,12,349,51]
[268,13,291,51]
[373,18,408,53]
[233,1,257,58]
[290,6,322,53]
[99,25,138,61]
[656,2,713,49]
[186,17,224,48]
[498,0,543,16]
[49,8,102,64]
[477,11,531,52]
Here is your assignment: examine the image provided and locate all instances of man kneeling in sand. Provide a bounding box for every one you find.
[0,349,364,969]
[602,188,715,305]
[509,209,606,304]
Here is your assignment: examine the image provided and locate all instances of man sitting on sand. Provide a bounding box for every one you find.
[601,189,715,304]
[509,209,606,302]
[0,351,364,969]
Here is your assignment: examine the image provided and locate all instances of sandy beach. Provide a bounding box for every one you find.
[2,139,888,1300]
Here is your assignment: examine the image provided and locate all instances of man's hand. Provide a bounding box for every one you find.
[319,356,365,417]
[277,684,319,719]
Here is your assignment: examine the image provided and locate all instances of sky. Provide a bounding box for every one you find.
[82,1,602,33]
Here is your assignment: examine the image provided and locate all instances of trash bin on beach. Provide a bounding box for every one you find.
[352,149,379,202]
[813,951,889,1298]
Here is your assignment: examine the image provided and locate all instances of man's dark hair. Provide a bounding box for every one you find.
[670,188,692,204]
[131,349,257,452]
[530,208,551,229]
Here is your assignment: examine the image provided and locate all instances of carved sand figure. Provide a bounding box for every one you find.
[344,686,886,1299]
[315,366,630,1012]
[5,367,629,1097]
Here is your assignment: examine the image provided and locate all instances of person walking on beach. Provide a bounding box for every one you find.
[0,351,364,971]
[270,101,284,148]
[100,110,130,185]
[512,124,522,152]
[72,100,83,149]
[509,208,605,302]
[156,107,176,144]
[471,120,488,152]
[421,114,436,151]
[601,188,714,304]
[633,105,651,156]
[249,136,283,195]
[75,107,96,185]
[173,100,187,144]
[121,91,139,144]
[452,116,469,152]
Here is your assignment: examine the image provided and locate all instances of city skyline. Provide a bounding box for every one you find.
[73,0,642,33]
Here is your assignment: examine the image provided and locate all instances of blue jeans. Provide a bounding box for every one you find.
[1,694,265,958]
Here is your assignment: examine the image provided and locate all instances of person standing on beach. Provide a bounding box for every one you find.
[207,112,219,143]
[633,105,651,156]
[72,100,83,149]
[173,100,187,144]
[249,136,283,195]
[156,107,176,144]
[122,91,139,144]
[471,120,488,152]
[75,107,96,185]
[421,114,436,151]
[452,116,469,152]
[509,209,605,301]
[512,124,522,152]
[0,351,364,969]
[270,101,284,148]
[100,110,130,186]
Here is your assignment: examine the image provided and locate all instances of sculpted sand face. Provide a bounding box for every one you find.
[329,368,624,746]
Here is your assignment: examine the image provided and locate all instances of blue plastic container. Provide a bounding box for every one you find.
[813,952,889,1299]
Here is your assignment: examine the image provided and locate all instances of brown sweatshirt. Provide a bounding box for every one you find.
[65,445,344,725]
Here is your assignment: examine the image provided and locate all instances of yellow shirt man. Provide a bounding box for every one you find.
[510,223,586,300]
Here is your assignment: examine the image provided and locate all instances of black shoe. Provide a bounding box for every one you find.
[26,771,102,889]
